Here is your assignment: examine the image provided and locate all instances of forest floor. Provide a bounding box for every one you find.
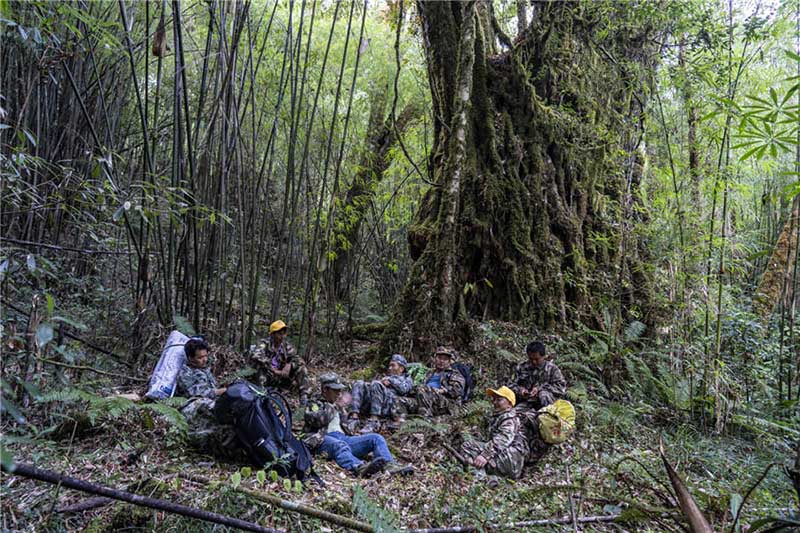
[1,322,795,532]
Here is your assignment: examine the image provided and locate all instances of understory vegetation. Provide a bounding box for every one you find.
[1,0,799,531]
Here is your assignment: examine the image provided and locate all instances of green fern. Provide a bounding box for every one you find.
[352,485,399,533]
[38,388,187,438]
[396,417,449,435]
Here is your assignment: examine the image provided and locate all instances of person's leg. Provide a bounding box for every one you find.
[416,387,436,417]
[350,381,366,416]
[460,439,487,462]
[290,363,311,402]
[537,390,555,408]
[340,433,394,464]
[366,381,387,417]
[317,434,362,472]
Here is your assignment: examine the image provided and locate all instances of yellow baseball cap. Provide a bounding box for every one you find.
[269,320,288,334]
[487,386,516,407]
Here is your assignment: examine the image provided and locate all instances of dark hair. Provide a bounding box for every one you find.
[185,338,210,359]
[526,341,545,356]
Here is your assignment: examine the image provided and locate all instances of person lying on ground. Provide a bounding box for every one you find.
[460,386,529,479]
[509,341,566,412]
[349,354,413,431]
[249,320,311,404]
[303,372,413,477]
[397,346,465,417]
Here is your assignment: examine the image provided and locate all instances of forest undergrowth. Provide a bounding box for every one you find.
[1,319,796,532]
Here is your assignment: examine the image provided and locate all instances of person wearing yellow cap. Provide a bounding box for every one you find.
[458,386,529,479]
[249,320,310,403]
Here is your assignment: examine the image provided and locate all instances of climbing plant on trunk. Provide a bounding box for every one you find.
[384,0,661,353]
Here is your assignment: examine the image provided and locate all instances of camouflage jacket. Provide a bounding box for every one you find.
[176,365,218,399]
[481,408,529,462]
[383,374,414,395]
[422,367,466,400]
[301,397,357,450]
[251,338,298,372]
[509,360,566,398]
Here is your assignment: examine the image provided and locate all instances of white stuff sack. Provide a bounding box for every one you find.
[145,330,190,400]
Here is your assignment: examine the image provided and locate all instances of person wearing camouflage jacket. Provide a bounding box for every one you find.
[460,386,529,479]
[509,341,566,411]
[249,320,310,401]
[176,339,240,459]
[302,373,393,477]
[350,354,413,426]
[397,346,465,417]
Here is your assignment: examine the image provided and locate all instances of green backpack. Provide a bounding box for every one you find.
[405,362,430,386]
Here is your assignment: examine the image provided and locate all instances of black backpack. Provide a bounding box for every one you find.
[452,363,473,402]
[214,381,314,480]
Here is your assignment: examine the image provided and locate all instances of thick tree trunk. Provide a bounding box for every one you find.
[384,0,658,353]
[753,197,800,319]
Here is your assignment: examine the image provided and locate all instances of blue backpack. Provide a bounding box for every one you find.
[214,381,315,481]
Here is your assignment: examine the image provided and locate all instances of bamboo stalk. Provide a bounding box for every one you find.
[2,463,283,533]
[178,472,374,533]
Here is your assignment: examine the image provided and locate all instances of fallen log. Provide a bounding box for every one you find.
[2,462,283,533]
[179,472,374,533]
[403,513,621,532]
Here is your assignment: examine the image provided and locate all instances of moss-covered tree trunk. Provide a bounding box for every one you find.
[384,0,658,353]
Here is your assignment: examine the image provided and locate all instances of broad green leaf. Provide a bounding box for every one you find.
[256,470,266,485]
[282,478,292,491]
[729,493,743,530]
[240,466,251,479]
[45,293,55,316]
[230,471,241,489]
[269,470,278,482]
[52,315,88,331]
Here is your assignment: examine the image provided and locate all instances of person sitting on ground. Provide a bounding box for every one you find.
[303,373,412,477]
[349,354,413,431]
[250,320,311,403]
[176,338,227,399]
[176,338,239,458]
[398,346,465,417]
[459,386,529,479]
[509,341,566,412]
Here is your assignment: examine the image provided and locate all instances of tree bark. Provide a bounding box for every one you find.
[384,0,659,352]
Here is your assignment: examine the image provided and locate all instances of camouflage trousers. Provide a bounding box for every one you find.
[259,363,311,401]
[351,381,400,418]
[397,386,458,417]
[180,398,241,460]
[514,408,551,464]
[460,439,526,479]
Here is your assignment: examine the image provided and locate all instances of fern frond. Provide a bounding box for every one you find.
[396,417,449,435]
[352,486,399,533]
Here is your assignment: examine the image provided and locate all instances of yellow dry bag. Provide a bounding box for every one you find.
[538,399,576,444]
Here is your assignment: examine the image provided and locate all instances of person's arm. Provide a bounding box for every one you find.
[442,371,465,400]
[480,415,519,463]
[508,363,527,398]
[303,402,334,431]
[386,375,413,395]
[539,363,567,396]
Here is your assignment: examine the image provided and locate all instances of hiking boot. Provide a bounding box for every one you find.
[385,463,414,476]
[355,457,387,478]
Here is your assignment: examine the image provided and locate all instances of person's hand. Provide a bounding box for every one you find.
[215,387,227,396]
[519,387,529,398]
[381,378,391,386]
[529,386,539,398]
[473,455,488,468]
